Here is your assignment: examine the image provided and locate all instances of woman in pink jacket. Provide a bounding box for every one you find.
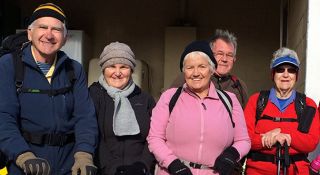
[147,41,251,175]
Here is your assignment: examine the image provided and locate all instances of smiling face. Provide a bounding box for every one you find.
[273,64,298,94]
[183,52,214,98]
[103,63,132,89]
[27,17,66,62]
[212,39,236,76]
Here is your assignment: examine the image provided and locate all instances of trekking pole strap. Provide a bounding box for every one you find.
[283,142,290,167]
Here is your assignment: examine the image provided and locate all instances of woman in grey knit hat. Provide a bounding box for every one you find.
[89,42,156,175]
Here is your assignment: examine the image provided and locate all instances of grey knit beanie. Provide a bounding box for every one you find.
[99,42,136,70]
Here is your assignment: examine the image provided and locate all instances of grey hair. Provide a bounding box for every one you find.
[28,20,67,38]
[182,51,215,73]
[209,29,237,56]
[270,47,300,68]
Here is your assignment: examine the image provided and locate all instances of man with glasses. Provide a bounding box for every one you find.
[170,29,248,108]
[0,3,98,175]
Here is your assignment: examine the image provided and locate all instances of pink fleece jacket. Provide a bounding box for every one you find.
[147,83,251,175]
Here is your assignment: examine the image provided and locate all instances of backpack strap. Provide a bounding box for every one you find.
[255,90,270,125]
[169,87,183,114]
[16,59,76,96]
[216,89,235,128]
[259,115,298,122]
[295,92,306,121]
[13,50,24,91]
[230,75,245,106]
[65,59,76,88]
[295,92,315,133]
[18,86,73,96]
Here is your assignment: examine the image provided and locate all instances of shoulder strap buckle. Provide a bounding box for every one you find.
[273,117,281,122]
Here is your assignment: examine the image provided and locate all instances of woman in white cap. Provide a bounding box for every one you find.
[89,42,156,175]
[244,47,319,175]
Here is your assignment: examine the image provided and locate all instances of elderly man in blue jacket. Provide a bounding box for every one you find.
[0,3,98,175]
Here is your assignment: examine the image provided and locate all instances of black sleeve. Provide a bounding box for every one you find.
[140,95,156,172]
[89,82,101,115]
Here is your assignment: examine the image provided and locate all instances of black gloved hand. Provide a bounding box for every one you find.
[168,159,192,175]
[115,165,129,175]
[16,152,50,175]
[130,162,148,175]
[115,161,148,175]
[213,147,240,175]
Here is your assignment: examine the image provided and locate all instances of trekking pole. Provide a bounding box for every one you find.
[283,142,290,175]
[276,142,282,175]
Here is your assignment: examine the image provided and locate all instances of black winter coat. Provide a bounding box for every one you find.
[89,82,156,175]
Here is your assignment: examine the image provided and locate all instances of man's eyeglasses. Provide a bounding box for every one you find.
[214,52,234,60]
[274,67,298,74]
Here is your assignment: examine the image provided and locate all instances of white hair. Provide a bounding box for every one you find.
[182,51,215,73]
[270,47,300,68]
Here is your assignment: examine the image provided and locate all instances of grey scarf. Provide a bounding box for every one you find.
[98,74,140,136]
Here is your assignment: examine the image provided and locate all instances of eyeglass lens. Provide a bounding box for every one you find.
[275,67,297,74]
[214,52,234,60]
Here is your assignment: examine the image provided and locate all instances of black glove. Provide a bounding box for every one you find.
[213,147,240,175]
[115,161,148,175]
[168,159,192,175]
[130,162,148,175]
[115,165,129,175]
[16,152,50,175]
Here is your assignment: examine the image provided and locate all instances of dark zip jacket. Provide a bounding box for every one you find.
[89,82,155,175]
[212,74,248,108]
[0,44,98,174]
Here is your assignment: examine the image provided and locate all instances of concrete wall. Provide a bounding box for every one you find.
[286,0,320,161]
[15,0,281,99]
[286,0,308,92]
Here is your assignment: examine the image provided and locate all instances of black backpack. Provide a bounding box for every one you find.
[168,87,235,128]
[255,90,316,133]
[0,31,76,96]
